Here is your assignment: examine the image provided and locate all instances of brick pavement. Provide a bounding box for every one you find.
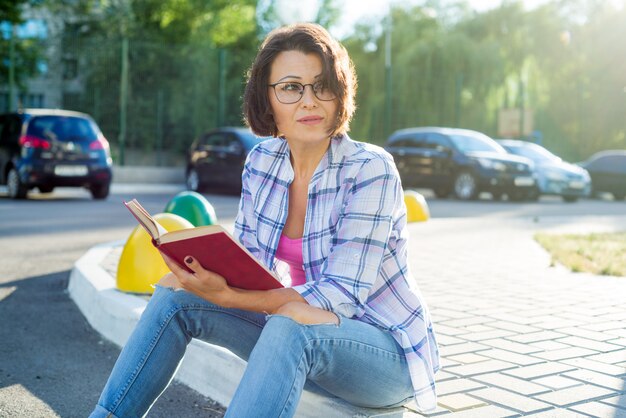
[403,216,626,417]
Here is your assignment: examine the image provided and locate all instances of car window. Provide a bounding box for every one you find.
[427,133,452,151]
[603,155,626,173]
[201,133,230,147]
[586,155,609,171]
[391,134,429,148]
[504,144,557,163]
[27,116,98,142]
[449,133,505,154]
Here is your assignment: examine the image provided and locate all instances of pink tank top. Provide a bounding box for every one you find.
[275,234,306,286]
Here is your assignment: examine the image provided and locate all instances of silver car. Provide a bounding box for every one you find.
[498,139,590,202]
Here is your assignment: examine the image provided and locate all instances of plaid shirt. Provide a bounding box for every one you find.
[234,135,439,411]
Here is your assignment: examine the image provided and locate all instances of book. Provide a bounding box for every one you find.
[124,198,284,291]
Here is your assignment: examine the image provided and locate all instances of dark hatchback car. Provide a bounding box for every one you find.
[0,109,112,199]
[577,150,626,200]
[186,127,269,193]
[385,127,536,200]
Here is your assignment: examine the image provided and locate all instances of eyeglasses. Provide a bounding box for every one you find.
[268,81,336,104]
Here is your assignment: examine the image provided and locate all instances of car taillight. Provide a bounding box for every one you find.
[90,136,110,150]
[19,135,51,149]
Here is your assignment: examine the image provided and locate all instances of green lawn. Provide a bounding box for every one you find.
[535,232,626,277]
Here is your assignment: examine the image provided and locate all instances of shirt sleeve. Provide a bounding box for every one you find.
[293,154,404,318]
[233,150,262,261]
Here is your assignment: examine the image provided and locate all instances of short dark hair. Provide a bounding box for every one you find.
[243,23,357,138]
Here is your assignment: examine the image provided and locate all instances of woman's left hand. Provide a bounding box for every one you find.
[160,253,231,304]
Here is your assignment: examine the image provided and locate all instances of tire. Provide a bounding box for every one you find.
[433,187,451,198]
[7,168,28,199]
[563,196,578,203]
[186,168,201,192]
[38,185,55,194]
[90,183,110,200]
[508,191,526,202]
[491,192,503,201]
[613,192,625,201]
[453,171,479,200]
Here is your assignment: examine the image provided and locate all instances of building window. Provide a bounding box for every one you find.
[18,93,45,108]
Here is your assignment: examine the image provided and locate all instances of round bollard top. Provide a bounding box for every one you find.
[404,190,430,223]
[117,212,194,294]
[164,191,218,227]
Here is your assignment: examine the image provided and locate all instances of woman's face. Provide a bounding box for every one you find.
[268,50,338,146]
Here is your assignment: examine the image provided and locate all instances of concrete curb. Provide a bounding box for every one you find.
[68,241,413,418]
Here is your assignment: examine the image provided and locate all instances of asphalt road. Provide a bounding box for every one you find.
[0,186,624,417]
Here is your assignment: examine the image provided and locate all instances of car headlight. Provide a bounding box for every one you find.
[477,158,506,171]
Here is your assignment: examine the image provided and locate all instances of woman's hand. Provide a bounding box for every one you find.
[159,253,232,305]
[275,301,339,325]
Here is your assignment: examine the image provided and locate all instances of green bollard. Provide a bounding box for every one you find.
[164,191,218,227]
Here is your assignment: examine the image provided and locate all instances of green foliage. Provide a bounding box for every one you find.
[344,0,626,161]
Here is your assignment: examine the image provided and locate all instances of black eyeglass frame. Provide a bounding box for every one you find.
[267,81,336,104]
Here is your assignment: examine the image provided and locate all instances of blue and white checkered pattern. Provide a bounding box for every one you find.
[234,135,439,411]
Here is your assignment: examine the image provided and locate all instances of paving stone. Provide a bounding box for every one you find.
[434,324,469,337]
[482,338,544,354]
[490,313,539,325]
[534,319,584,330]
[434,370,457,382]
[463,324,495,333]
[505,362,576,379]
[445,359,518,378]
[439,342,489,357]
[599,393,626,409]
[479,348,543,366]
[534,347,599,361]
[585,349,626,365]
[473,372,551,396]
[463,329,516,342]
[447,353,489,365]
[569,401,626,417]
[404,400,450,416]
[432,308,474,320]
[609,329,626,339]
[534,384,614,407]
[555,336,624,353]
[443,317,491,328]
[555,327,614,342]
[484,320,542,334]
[563,369,626,391]
[608,338,626,348]
[582,321,625,332]
[563,357,626,376]
[533,375,582,390]
[432,404,517,417]
[526,408,589,417]
[531,341,573,351]
[470,386,552,413]
[435,334,465,346]
[510,331,567,344]
[436,378,486,396]
[436,393,487,411]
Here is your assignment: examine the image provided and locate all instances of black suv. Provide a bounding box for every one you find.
[0,109,112,199]
[385,127,536,200]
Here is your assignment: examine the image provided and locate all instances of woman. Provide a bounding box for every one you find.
[90,23,439,418]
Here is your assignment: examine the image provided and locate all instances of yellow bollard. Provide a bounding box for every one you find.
[404,190,430,223]
[117,213,194,294]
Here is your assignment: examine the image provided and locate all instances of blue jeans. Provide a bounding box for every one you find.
[90,286,414,418]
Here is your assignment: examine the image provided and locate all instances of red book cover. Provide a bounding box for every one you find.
[124,199,283,291]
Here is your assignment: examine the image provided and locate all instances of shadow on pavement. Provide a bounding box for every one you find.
[0,271,224,417]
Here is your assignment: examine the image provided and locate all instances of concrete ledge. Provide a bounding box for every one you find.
[69,242,413,418]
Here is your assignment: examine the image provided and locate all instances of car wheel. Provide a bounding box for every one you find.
[562,196,578,203]
[90,183,110,200]
[7,168,28,199]
[39,186,54,194]
[613,192,625,201]
[433,187,451,198]
[453,172,478,200]
[491,192,503,201]
[186,168,201,192]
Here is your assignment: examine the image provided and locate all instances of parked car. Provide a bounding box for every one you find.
[577,150,626,200]
[0,108,112,199]
[185,127,269,193]
[385,127,536,200]
[497,139,590,202]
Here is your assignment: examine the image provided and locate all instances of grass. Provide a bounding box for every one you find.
[534,231,626,277]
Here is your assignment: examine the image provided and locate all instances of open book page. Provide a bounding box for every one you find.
[124,199,167,240]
